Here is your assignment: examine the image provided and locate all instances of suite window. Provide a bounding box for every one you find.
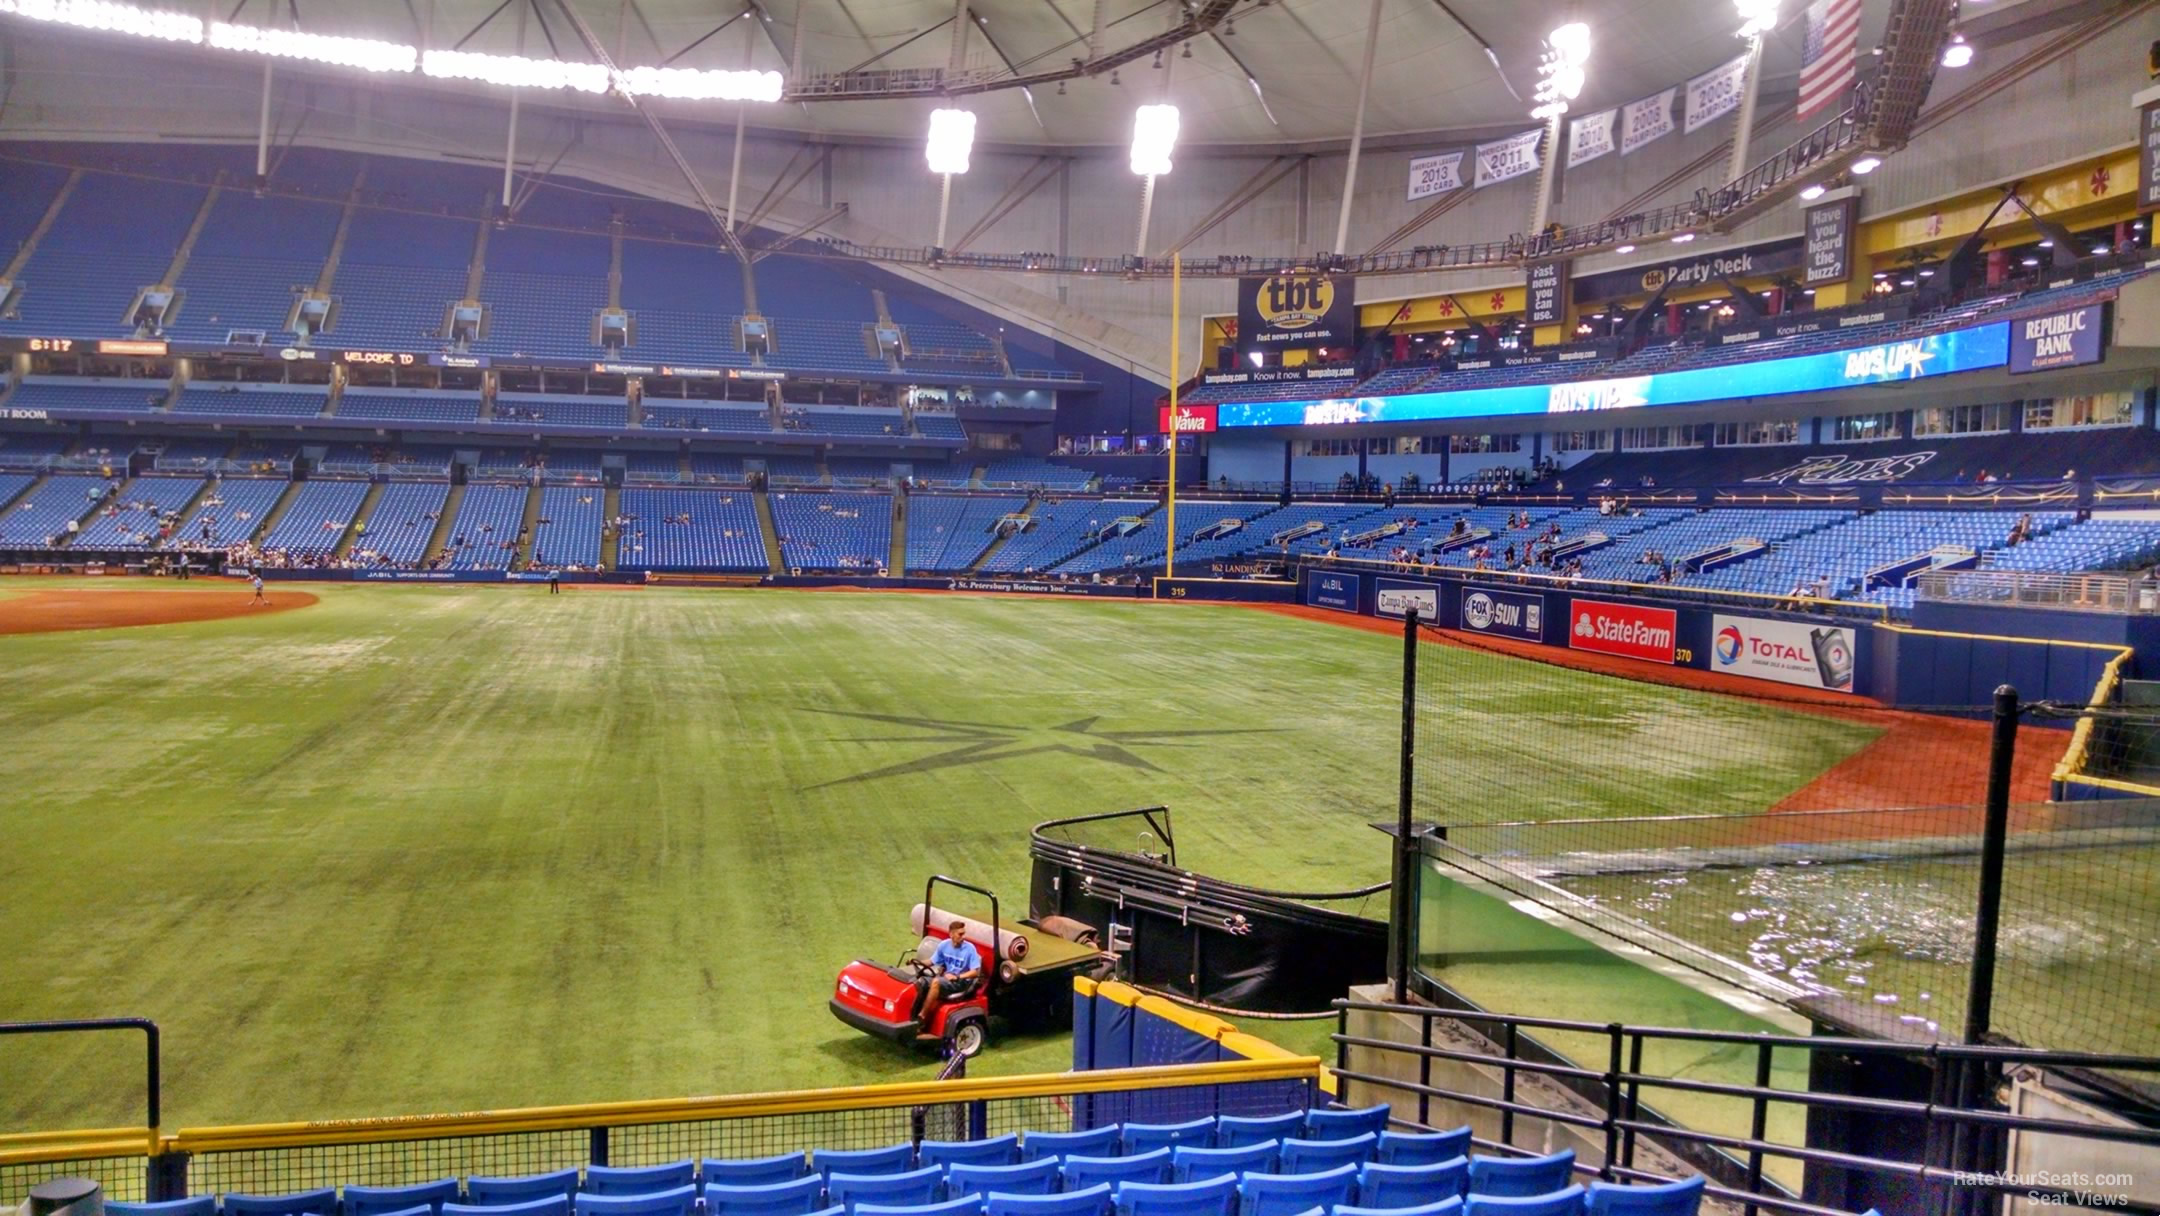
[1913,402,2011,437]
[1714,419,1798,446]
[2024,391,2136,431]
[1552,430,1610,453]
[1831,412,1900,442]
[1617,426,1694,451]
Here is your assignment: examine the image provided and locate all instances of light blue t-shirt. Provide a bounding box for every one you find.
[932,937,981,977]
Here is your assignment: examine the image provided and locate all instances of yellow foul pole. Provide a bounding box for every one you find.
[1166,255,1180,579]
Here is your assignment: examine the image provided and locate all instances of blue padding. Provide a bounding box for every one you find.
[1090,997,1136,1127]
[703,1177,829,1216]
[1121,1119,1216,1158]
[446,1199,568,1216]
[1073,988,1096,1075]
[1216,1113,1303,1149]
[467,1172,581,1208]
[1582,1177,1704,1216]
[827,1167,946,1214]
[224,1190,339,1216]
[1059,1150,1170,1193]
[346,1180,459,1216]
[1170,1141,1278,1183]
[1235,1164,1360,1216]
[1280,1135,1377,1175]
[1338,1199,1463,1216]
[1127,1011,1219,1126]
[1302,1107,1390,1143]
[1467,1154,1575,1200]
[1021,1127,1120,1163]
[570,1187,696,1216]
[818,1146,919,1180]
[855,1197,988,1216]
[111,1201,215,1216]
[1463,1187,1585,1216]
[984,1184,1112,1216]
[703,1156,812,1188]
[1376,1131,1471,1167]
[946,1159,1062,1200]
[1112,1175,1238,1216]
[919,1136,1021,1171]
[1356,1159,1468,1209]
[585,1165,696,1198]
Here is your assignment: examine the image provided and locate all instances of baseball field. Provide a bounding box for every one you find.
[0,579,1891,1134]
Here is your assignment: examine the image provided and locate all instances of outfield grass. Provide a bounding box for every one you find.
[0,583,1877,1133]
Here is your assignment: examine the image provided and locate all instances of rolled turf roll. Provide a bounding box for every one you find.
[911,903,1029,961]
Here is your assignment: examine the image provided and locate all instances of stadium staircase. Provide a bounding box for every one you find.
[159,183,221,303]
[890,495,908,575]
[513,486,545,568]
[249,480,306,545]
[425,484,466,561]
[753,488,786,573]
[988,333,1015,377]
[966,499,1037,572]
[318,383,343,418]
[333,482,384,560]
[600,485,621,571]
[310,171,363,297]
[0,168,80,281]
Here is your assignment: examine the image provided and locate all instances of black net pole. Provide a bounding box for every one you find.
[1393,607,1420,1003]
[1962,684,2020,1047]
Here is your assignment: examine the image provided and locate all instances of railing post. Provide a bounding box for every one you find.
[1602,1026,1623,1181]
[1393,607,1420,1003]
[1621,1035,1644,1171]
[1335,1002,1351,1110]
[1418,1013,1433,1129]
[147,1147,189,1202]
[1500,1023,1518,1148]
[1743,1040,1773,1216]
[589,1126,609,1168]
[1963,685,2020,1047]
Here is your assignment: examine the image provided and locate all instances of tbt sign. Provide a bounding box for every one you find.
[1711,614,1855,692]
[1526,262,1568,327]
[1237,271,1356,357]
[1803,197,1857,286]
[1569,600,1677,664]
[2009,304,2107,374]
[1158,403,1219,434]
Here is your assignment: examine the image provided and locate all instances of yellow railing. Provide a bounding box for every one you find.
[2049,645,2160,796]
[0,1127,158,1167]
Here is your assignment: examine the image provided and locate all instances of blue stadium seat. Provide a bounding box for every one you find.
[827,1167,946,1214]
[346,1180,461,1216]
[1303,1108,1390,1143]
[1462,1188,1584,1216]
[1170,1141,1278,1183]
[1214,1113,1304,1149]
[1279,1136,1376,1175]
[223,1190,339,1216]
[1019,1127,1119,1162]
[1059,1151,1170,1192]
[703,1177,828,1216]
[570,1189,695,1216]
[1375,1132,1470,1168]
[945,1160,1062,1200]
[585,1165,696,1198]
[1112,1174,1238,1216]
[1355,1160,1467,1209]
[1582,1178,1704,1216]
[1121,1121,1215,1158]
[919,1136,1021,1170]
[818,1145,918,1180]
[1235,1164,1360,1216]
[983,1184,1112,1216]
[466,1171,581,1207]
[855,1198,986,1216]
[446,1199,569,1216]
[703,1156,811,1187]
[1466,1154,1575,1200]
[109,1199,216,1216]
[1337,1200,1462,1216]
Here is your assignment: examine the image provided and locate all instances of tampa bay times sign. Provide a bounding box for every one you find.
[1236,269,1357,360]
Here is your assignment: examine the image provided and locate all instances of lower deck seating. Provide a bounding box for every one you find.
[168,478,289,549]
[0,474,117,544]
[772,491,893,571]
[616,488,766,572]
[980,458,1091,491]
[980,499,1156,575]
[71,476,205,548]
[352,481,451,568]
[443,484,529,570]
[531,485,604,569]
[258,479,369,559]
[903,495,1028,573]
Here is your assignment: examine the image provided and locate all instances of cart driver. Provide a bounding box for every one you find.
[917,919,983,1026]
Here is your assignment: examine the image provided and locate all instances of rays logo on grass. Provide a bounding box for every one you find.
[1715,625,1744,665]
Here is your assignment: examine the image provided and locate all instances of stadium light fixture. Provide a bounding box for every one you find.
[1531,22,1590,119]
[1941,32,1972,68]
[1671,232,1696,243]
[1614,243,1636,254]
[925,108,976,176]
[1130,104,1180,177]
[422,49,610,93]
[1734,0,1779,39]
[1851,155,1882,174]
[208,22,415,72]
[1799,183,1826,200]
[614,66,783,102]
[0,0,198,41]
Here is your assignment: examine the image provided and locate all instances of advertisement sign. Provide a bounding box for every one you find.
[1158,403,1219,434]
[1569,600,1677,664]
[1712,614,1855,691]
[1573,237,1804,305]
[1568,109,1617,168]
[1236,271,1357,354]
[1407,151,1464,201]
[1474,129,1544,188]
[1715,302,1908,346]
[1685,55,1750,133]
[1526,262,1568,327]
[1200,365,1359,387]
[2008,304,2107,374]
[1802,197,1858,286]
[1215,321,2010,429]
[1306,569,1360,613]
[1459,586,1546,642]
[1374,579,1440,621]
[2142,99,2160,211]
[1621,88,1676,155]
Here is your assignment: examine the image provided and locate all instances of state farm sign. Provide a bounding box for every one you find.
[1568,600,1677,664]
[1158,403,1219,434]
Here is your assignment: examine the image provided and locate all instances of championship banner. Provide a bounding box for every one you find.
[1235,270,1357,354]
[1407,151,1464,201]
[1526,261,1568,327]
[1802,196,1858,286]
[1685,54,1750,134]
[1621,88,1676,155]
[1712,614,1855,692]
[1567,108,1617,168]
[1473,129,1543,188]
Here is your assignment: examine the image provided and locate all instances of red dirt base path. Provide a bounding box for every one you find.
[1240,600,2057,811]
[0,589,318,635]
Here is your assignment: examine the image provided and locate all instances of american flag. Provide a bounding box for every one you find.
[1797,0,1863,121]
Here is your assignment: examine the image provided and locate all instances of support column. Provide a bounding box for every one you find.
[1728,34,1767,181]
[1528,113,1563,235]
[725,17,754,233]
[1332,0,1385,256]
[255,61,274,185]
[500,1,528,213]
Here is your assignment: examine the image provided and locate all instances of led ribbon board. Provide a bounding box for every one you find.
[1215,321,2014,428]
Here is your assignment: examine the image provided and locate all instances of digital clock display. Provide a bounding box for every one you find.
[25,337,74,353]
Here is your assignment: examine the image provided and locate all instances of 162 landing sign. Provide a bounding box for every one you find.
[1236,271,1357,357]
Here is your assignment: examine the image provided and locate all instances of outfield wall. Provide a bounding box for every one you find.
[1069,978,1324,1128]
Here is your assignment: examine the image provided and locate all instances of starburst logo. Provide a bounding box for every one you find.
[804,710,1280,789]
